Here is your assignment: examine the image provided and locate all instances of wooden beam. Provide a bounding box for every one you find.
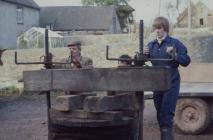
[83,94,130,112]
[50,109,123,122]
[24,67,171,92]
[24,70,52,91]
[54,95,84,111]
[51,117,132,128]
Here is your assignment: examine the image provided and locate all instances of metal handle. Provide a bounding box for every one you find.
[15,29,72,65]
[15,51,72,65]
[106,45,175,62]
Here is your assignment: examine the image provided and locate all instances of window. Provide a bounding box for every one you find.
[200,18,204,26]
[113,17,117,33]
[46,24,54,30]
[17,6,23,24]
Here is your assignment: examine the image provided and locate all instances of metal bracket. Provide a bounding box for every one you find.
[15,51,70,65]
[106,45,176,63]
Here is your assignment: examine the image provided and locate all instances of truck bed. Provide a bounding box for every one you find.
[145,82,213,99]
[180,82,213,94]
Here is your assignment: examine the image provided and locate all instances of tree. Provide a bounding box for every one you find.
[81,0,135,31]
[165,2,176,21]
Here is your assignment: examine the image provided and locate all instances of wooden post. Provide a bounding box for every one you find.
[135,92,144,140]
[46,92,51,140]
[44,29,52,140]
[158,0,161,16]
[188,0,192,42]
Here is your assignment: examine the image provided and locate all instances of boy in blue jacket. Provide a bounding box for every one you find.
[144,17,191,140]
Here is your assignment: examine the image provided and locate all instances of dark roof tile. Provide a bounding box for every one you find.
[1,0,40,10]
[40,6,119,31]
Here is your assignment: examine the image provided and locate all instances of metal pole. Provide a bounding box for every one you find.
[45,29,51,140]
[135,20,145,140]
[139,20,144,54]
[45,29,51,69]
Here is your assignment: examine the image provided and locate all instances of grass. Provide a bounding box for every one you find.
[0,86,22,96]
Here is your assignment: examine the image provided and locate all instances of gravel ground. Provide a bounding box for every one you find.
[0,95,213,140]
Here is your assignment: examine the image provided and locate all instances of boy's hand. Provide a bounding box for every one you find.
[166,47,174,55]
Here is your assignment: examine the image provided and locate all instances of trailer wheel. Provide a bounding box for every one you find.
[174,98,210,135]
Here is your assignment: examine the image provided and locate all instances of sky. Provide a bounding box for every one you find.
[35,0,213,24]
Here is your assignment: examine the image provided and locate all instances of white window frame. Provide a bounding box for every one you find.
[17,6,24,24]
[46,24,54,30]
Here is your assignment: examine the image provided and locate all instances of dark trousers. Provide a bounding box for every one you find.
[153,81,180,128]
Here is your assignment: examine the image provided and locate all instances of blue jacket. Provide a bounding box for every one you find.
[147,35,191,86]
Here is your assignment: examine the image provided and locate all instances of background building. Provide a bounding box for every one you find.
[40,6,122,35]
[0,0,40,49]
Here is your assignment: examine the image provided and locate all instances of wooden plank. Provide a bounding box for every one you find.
[180,63,213,82]
[180,82,213,93]
[53,95,83,111]
[51,117,132,127]
[53,67,170,92]
[23,70,52,91]
[49,126,132,140]
[50,109,123,121]
[24,67,171,92]
[83,94,130,112]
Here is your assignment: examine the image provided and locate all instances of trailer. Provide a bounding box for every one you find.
[145,63,213,135]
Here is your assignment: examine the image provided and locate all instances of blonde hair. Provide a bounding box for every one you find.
[153,16,170,33]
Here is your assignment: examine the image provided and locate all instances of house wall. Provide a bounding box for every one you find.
[207,14,213,28]
[178,16,188,28]
[0,1,39,49]
[178,4,213,28]
[193,4,209,28]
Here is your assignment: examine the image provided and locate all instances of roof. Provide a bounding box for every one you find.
[40,6,119,31]
[1,0,40,10]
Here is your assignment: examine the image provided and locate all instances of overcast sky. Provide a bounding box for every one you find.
[35,0,213,24]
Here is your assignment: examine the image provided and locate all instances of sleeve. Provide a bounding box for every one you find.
[82,58,93,68]
[145,42,153,59]
[174,40,191,67]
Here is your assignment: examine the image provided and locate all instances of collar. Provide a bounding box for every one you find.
[153,35,171,44]
[157,33,167,41]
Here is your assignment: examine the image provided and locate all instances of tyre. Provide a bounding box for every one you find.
[174,98,211,135]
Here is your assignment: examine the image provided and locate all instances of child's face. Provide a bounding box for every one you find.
[118,61,128,67]
[153,25,166,39]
